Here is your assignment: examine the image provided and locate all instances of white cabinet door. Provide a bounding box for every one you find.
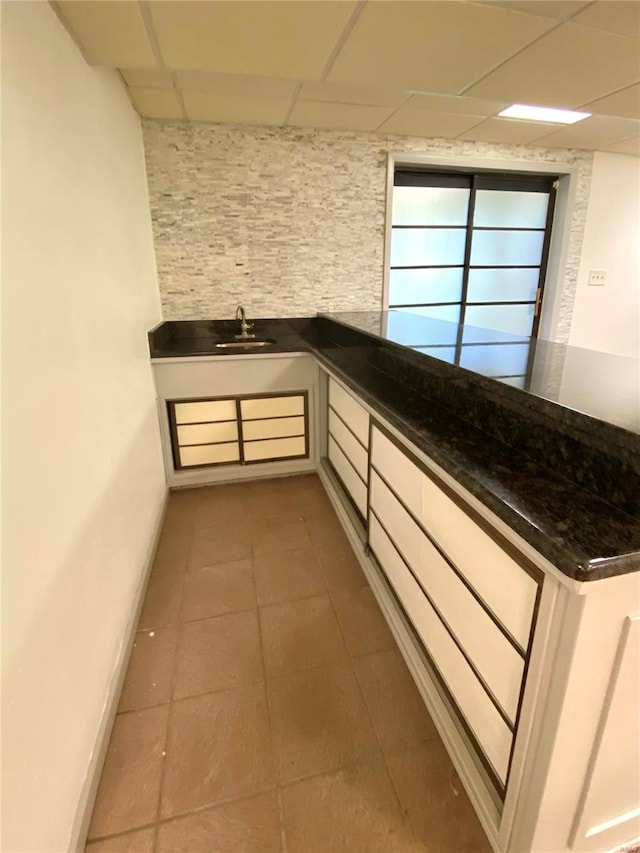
[329,379,370,447]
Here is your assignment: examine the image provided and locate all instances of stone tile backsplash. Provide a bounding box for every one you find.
[142,120,592,341]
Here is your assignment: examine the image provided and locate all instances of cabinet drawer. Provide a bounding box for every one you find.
[242,416,305,442]
[177,421,238,446]
[179,442,240,467]
[328,436,367,517]
[174,399,236,424]
[243,436,306,462]
[419,473,538,650]
[370,514,513,784]
[240,395,304,420]
[329,379,369,448]
[371,427,422,520]
[371,473,525,723]
[329,409,368,483]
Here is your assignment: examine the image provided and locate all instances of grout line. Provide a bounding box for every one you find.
[319,0,366,82]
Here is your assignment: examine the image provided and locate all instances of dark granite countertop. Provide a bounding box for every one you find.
[149,315,640,582]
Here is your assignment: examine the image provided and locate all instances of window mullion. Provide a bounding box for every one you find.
[456,175,477,363]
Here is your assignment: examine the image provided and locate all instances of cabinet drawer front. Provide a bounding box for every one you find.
[179,442,240,467]
[329,379,369,448]
[240,395,304,420]
[370,515,512,784]
[174,399,236,424]
[243,436,306,462]
[371,427,423,520]
[420,475,538,650]
[328,436,367,517]
[242,416,305,442]
[329,409,368,483]
[372,473,524,723]
[177,421,238,446]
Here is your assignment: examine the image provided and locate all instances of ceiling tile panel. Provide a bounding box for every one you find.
[532,115,640,149]
[183,91,291,125]
[480,1,590,20]
[176,71,298,98]
[457,117,561,143]
[288,101,395,132]
[378,110,486,138]
[55,1,156,67]
[582,83,640,120]
[326,1,556,94]
[148,1,356,80]
[404,93,507,115]
[467,22,640,107]
[603,137,640,156]
[121,69,174,89]
[128,87,184,120]
[571,1,640,38]
[298,81,408,108]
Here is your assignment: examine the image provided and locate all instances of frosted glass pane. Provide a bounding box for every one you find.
[498,376,526,389]
[386,310,459,346]
[465,303,535,336]
[413,346,457,364]
[459,343,530,376]
[467,268,540,303]
[396,305,462,323]
[389,267,463,305]
[393,186,470,225]
[470,230,544,267]
[474,190,549,228]
[391,228,466,266]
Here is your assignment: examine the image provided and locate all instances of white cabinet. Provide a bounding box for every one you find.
[327,378,370,520]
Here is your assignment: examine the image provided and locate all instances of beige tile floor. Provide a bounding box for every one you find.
[85,474,491,853]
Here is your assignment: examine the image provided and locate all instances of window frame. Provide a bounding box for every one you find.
[383,153,578,343]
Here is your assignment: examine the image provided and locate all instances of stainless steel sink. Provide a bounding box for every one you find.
[213,339,276,349]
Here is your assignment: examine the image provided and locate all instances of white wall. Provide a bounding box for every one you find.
[2,3,166,851]
[570,152,640,358]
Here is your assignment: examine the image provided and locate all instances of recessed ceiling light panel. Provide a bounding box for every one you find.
[498,104,591,124]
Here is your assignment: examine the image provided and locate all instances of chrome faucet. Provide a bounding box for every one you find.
[235,305,255,339]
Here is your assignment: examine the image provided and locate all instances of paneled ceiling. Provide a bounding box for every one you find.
[53,0,640,154]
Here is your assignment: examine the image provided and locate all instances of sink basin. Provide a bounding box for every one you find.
[213,339,276,349]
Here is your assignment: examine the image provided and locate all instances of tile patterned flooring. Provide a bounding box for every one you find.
[86,474,491,852]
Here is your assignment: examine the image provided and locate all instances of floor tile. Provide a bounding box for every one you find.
[138,571,184,630]
[354,649,439,754]
[85,826,155,852]
[253,547,326,606]
[161,502,196,537]
[315,543,367,591]
[281,757,419,853]
[118,627,178,712]
[288,476,334,520]
[161,683,275,819]
[193,489,248,529]
[250,516,311,556]
[267,659,380,784]
[386,739,491,853]
[156,791,282,853]
[305,514,353,553]
[260,595,347,676]
[181,558,255,622]
[331,586,395,657]
[87,706,168,839]
[173,611,263,699]
[189,522,251,570]
[151,532,190,577]
[245,483,302,519]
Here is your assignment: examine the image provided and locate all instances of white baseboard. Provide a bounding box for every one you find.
[68,489,169,852]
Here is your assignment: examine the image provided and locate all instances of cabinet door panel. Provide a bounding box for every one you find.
[179,442,240,467]
[174,399,236,424]
[371,427,423,520]
[329,379,369,448]
[240,395,304,420]
[328,436,367,517]
[370,515,512,784]
[420,475,538,649]
[243,436,306,462]
[242,416,305,441]
[329,409,368,482]
[177,421,238,446]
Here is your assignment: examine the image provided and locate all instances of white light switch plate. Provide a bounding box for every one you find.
[588,269,607,286]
